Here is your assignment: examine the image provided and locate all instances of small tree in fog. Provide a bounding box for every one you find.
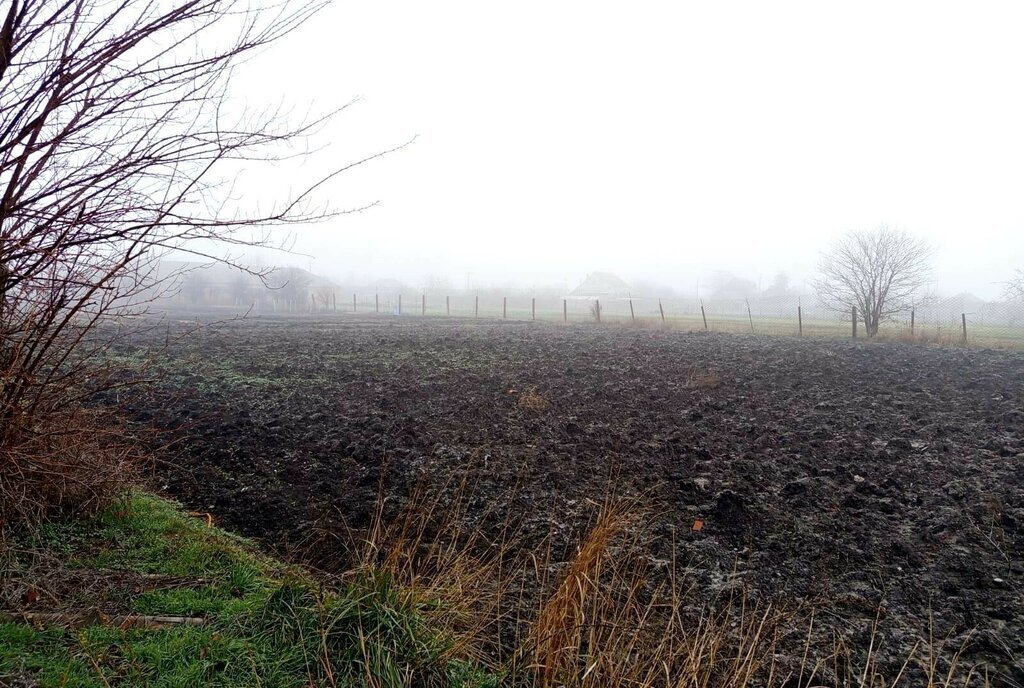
[1006,270,1024,301]
[815,226,933,337]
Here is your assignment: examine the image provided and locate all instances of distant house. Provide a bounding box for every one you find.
[151,261,337,311]
[567,271,634,299]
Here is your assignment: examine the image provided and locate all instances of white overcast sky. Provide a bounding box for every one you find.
[228,1,1024,297]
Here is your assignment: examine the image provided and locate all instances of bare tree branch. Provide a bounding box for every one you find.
[0,0,398,518]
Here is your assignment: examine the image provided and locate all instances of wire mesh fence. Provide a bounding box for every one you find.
[289,290,1024,350]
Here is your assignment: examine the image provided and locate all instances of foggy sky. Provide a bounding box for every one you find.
[226,1,1024,299]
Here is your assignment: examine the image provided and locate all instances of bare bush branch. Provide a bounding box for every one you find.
[0,0,387,521]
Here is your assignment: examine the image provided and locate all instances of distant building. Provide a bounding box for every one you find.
[567,271,634,299]
[151,260,337,311]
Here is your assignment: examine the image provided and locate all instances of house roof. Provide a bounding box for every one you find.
[569,271,634,297]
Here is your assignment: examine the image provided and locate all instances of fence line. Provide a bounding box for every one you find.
[272,291,1024,350]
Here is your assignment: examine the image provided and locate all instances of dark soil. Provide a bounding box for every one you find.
[109,315,1024,684]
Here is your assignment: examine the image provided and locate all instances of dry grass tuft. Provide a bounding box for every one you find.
[518,498,788,688]
[347,470,518,668]
[518,388,551,412]
[685,369,721,390]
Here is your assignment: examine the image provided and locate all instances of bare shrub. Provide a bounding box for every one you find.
[0,409,139,526]
[0,0,396,523]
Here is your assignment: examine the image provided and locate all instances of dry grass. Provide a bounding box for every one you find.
[0,409,139,528]
[518,388,551,412]
[513,499,788,688]
[344,470,519,669]
[335,483,997,687]
[684,369,721,390]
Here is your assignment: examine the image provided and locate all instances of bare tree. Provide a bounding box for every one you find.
[0,0,400,520]
[1006,270,1024,301]
[815,226,933,337]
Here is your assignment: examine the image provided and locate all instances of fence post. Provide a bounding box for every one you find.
[446,295,450,316]
[659,299,665,323]
[700,300,708,331]
[563,299,567,323]
[746,299,754,333]
[398,294,402,316]
[798,304,803,337]
[422,294,426,316]
[595,299,601,323]
[503,296,507,319]
[475,294,479,318]
[962,313,968,344]
[532,297,536,320]
[910,307,915,336]
[333,293,337,313]
[375,293,379,314]
[852,306,857,338]
[352,293,356,313]
[629,299,635,323]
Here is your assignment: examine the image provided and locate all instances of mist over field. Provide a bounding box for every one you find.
[209,1,1024,300]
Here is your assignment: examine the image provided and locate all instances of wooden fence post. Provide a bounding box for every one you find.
[446,295,450,316]
[503,296,507,319]
[961,313,968,344]
[745,299,754,333]
[852,306,857,338]
[659,299,666,323]
[629,299,635,323]
[475,294,479,318]
[422,294,426,316]
[352,293,356,313]
[700,300,708,331]
[910,307,915,336]
[563,299,567,323]
[532,297,536,320]
[398,294,402,316]
[375,293,379,314]
[595,299,601,323]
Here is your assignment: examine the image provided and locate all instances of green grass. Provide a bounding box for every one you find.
[1,493,497,687]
